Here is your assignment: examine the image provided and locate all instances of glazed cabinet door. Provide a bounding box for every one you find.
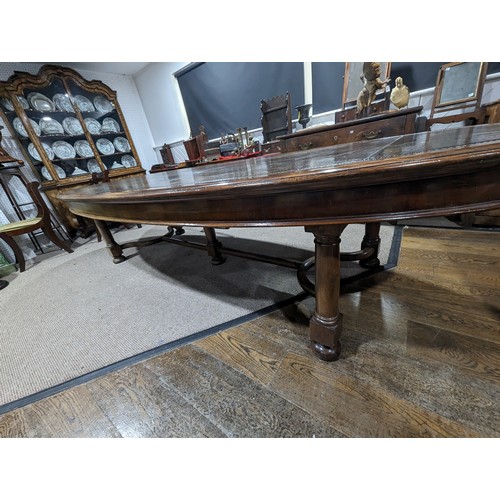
[64,76,140,173]
[0,76,93,184]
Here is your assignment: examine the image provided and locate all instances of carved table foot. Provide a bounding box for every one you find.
[94,219,126,263]
[305,224,346,361]
[311,340,342,361]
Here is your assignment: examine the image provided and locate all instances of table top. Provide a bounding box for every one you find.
[59,124,500,227]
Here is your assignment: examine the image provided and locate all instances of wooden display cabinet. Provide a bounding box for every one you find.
[0,65,144,236]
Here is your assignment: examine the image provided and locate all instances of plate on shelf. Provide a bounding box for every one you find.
[114,136,131,153]
[110,161,123,169]
[41,166,53,180]
[87,159,101,173]
[53,93,74,113]
[101,117,120,133]
[0,96,30,111]
[62,117,84,135]
[74,95,95,112]
[27,92,55,112]
[84,117,101,134]
[54,165,67,178]
[71,167,88,176]
[52,140,76,160]
[39,117,64,135]
[74,140,93,158]
[96,138,115,155]
[1,97,14,111]
[17,96,30,110]
[28,142,54,161]
[94,95,114,113]
[13,117,41,137]
[121,155,137,167]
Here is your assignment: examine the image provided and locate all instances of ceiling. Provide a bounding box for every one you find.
[57,62,150,76]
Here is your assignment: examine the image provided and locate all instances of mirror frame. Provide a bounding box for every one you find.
[342,62,392,108]
[433,62,488,109]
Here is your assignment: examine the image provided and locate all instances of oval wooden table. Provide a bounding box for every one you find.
[60,124,500,361]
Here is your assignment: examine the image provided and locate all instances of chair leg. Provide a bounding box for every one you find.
[0,233,26,272]
[41,224,73,254]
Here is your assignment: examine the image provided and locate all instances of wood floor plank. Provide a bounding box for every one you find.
[86,363,226,438]
[0,385,122,438]
[195,328,286,386]
[0,409,32,438]
[364,272,500,305]
[256,301,499,437]
[342,280,500,345]
[227,304,313,353]
[398,227,500,250]
[397,251,500,287]
[195,310,313,386]
[145,345,346,438]
[406,320,500,384]
[331,329,499,436]
[269,351,487,438]
[402,227,500,244]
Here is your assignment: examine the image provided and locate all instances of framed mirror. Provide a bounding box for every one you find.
[433,62,488,109]
[342,62,391,107]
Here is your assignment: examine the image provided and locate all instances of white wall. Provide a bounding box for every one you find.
[133,62,190,154]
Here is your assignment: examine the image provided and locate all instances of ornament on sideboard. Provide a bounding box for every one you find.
[219,127,259,157]
[390,77,410,109]
[296,104,312,129]
[356,62,391,115]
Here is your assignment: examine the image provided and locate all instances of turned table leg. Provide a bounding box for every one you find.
[360,222,381,269]
[305,224,346,361]
[94,219,126,263]
[203,227,225,265]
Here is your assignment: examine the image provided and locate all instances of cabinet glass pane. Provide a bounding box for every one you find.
[16,77,97,180]
[66,78,136,171]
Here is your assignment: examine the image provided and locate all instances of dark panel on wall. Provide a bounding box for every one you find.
[311,62,345,114]
[390,62,445,91]
[489,62,500,73]
[176,62,305,140]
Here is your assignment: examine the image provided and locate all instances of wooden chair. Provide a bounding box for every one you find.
[0,181,73,272]
[260,92,292,143]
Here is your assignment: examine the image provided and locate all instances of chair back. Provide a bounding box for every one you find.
[260,92,292,143]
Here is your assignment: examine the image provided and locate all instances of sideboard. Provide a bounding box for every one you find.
[276,106,424,153]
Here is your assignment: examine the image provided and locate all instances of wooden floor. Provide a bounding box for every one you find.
[1,226,499,438]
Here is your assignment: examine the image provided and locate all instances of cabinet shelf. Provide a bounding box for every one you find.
[25,110,76,116]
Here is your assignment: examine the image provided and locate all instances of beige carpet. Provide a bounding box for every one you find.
[0,224,399,411]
